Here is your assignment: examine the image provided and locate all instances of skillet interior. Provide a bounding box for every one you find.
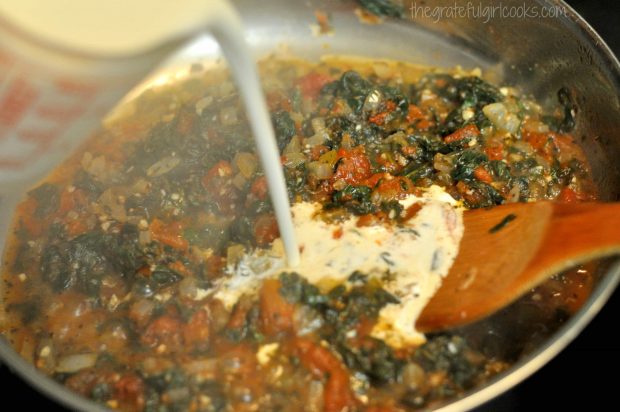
[1,0,619,410]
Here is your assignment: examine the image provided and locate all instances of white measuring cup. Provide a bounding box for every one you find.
[0,0,237,187]
[0,0,299,264]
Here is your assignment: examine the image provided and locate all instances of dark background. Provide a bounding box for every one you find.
[1,0,618,410]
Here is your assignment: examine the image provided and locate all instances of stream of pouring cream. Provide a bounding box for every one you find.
[0,0,301,266]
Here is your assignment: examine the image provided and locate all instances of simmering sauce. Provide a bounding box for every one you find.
[1,56,597,411]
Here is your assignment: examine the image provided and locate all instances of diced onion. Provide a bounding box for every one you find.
[234,152,258,178]
[433,153,453,173]
[195,96,214,115]
[293,306,324,335]
[306,134,326,147]
[129,299,155,324]
[183,358,218,375]
[311,117,326,135]
[307,161,334,180]
[401,362,427,390]
[283,152,306,168]
[220,106,239,126]
[523,119,550,134]
[55,353,98,373]
[178,277,199,300]
[146,156,180,177]
[227,244,246,266]
[363,89,383,111]
[284,136,302,154]
[483,103,520,134]
[372,62,396,79]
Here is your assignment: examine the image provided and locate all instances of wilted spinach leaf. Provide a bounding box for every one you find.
[358,0,404,18]
[29,183,60,218]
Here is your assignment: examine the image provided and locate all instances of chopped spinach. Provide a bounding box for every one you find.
[40,225,146,295]
[74,169,104,198]
[329,185,376,215]
[150,266,182,287]
[323,71,372,113]
[29,183,60,218]
[272,110,296,152]
[357,0,404,18]
[279,272,327,306]
[414,336,480,389]
[451,150,488,182]
[6,300,40,325]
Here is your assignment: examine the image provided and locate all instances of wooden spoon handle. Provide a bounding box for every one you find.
[527,202,620,281]
[417,201,620,332]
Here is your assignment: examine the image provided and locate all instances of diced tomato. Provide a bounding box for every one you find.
[415,118,434,130]
[363,173,386,189]
[266,91,292,112]
[254,214,279,246]
[523,130,551,152]
[558,187,578,203]
[523,130,585,164]
[401,203,422,222]
[176,110,195,135]
[375,153,402,175]
[150,219,188,251]
[332,146,372,185]
[218,344,259,385]
[373,176,414,201]
[227,296,253,331]
[58,188,87,215]
[368,101,397,125]
[203,160,234,184]
[18,197,42,236]
[260,279,294,336]
[169,260,192,277]
[553,133,588,164]
[485,144,504,161]
[250,176,269,200]
[66,218,88,237]
[444,124,480,144]
[202,160,240,213]
[314,10,331,33]
[141,315,183,350]
[406,104,425,122]
[113,374,145,411]
[332,227,344,239]
[456,181,486,206]
[297,72,332,100]
[205,255,226,279]
[401,145,417,156]
[473,166,494,184]
[64,369,108,397]
[356,213,380,228]
[295,338,356,412]
[183,309,211,351]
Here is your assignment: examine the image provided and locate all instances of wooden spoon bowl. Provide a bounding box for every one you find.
[417,201,620,332]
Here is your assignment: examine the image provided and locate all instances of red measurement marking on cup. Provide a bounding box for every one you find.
[0,75,100,170]
[54,78,99,97]
[0,77,39,131]
[0,50,15,83]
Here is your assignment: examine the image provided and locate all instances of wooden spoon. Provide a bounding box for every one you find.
[416,201,620,332]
